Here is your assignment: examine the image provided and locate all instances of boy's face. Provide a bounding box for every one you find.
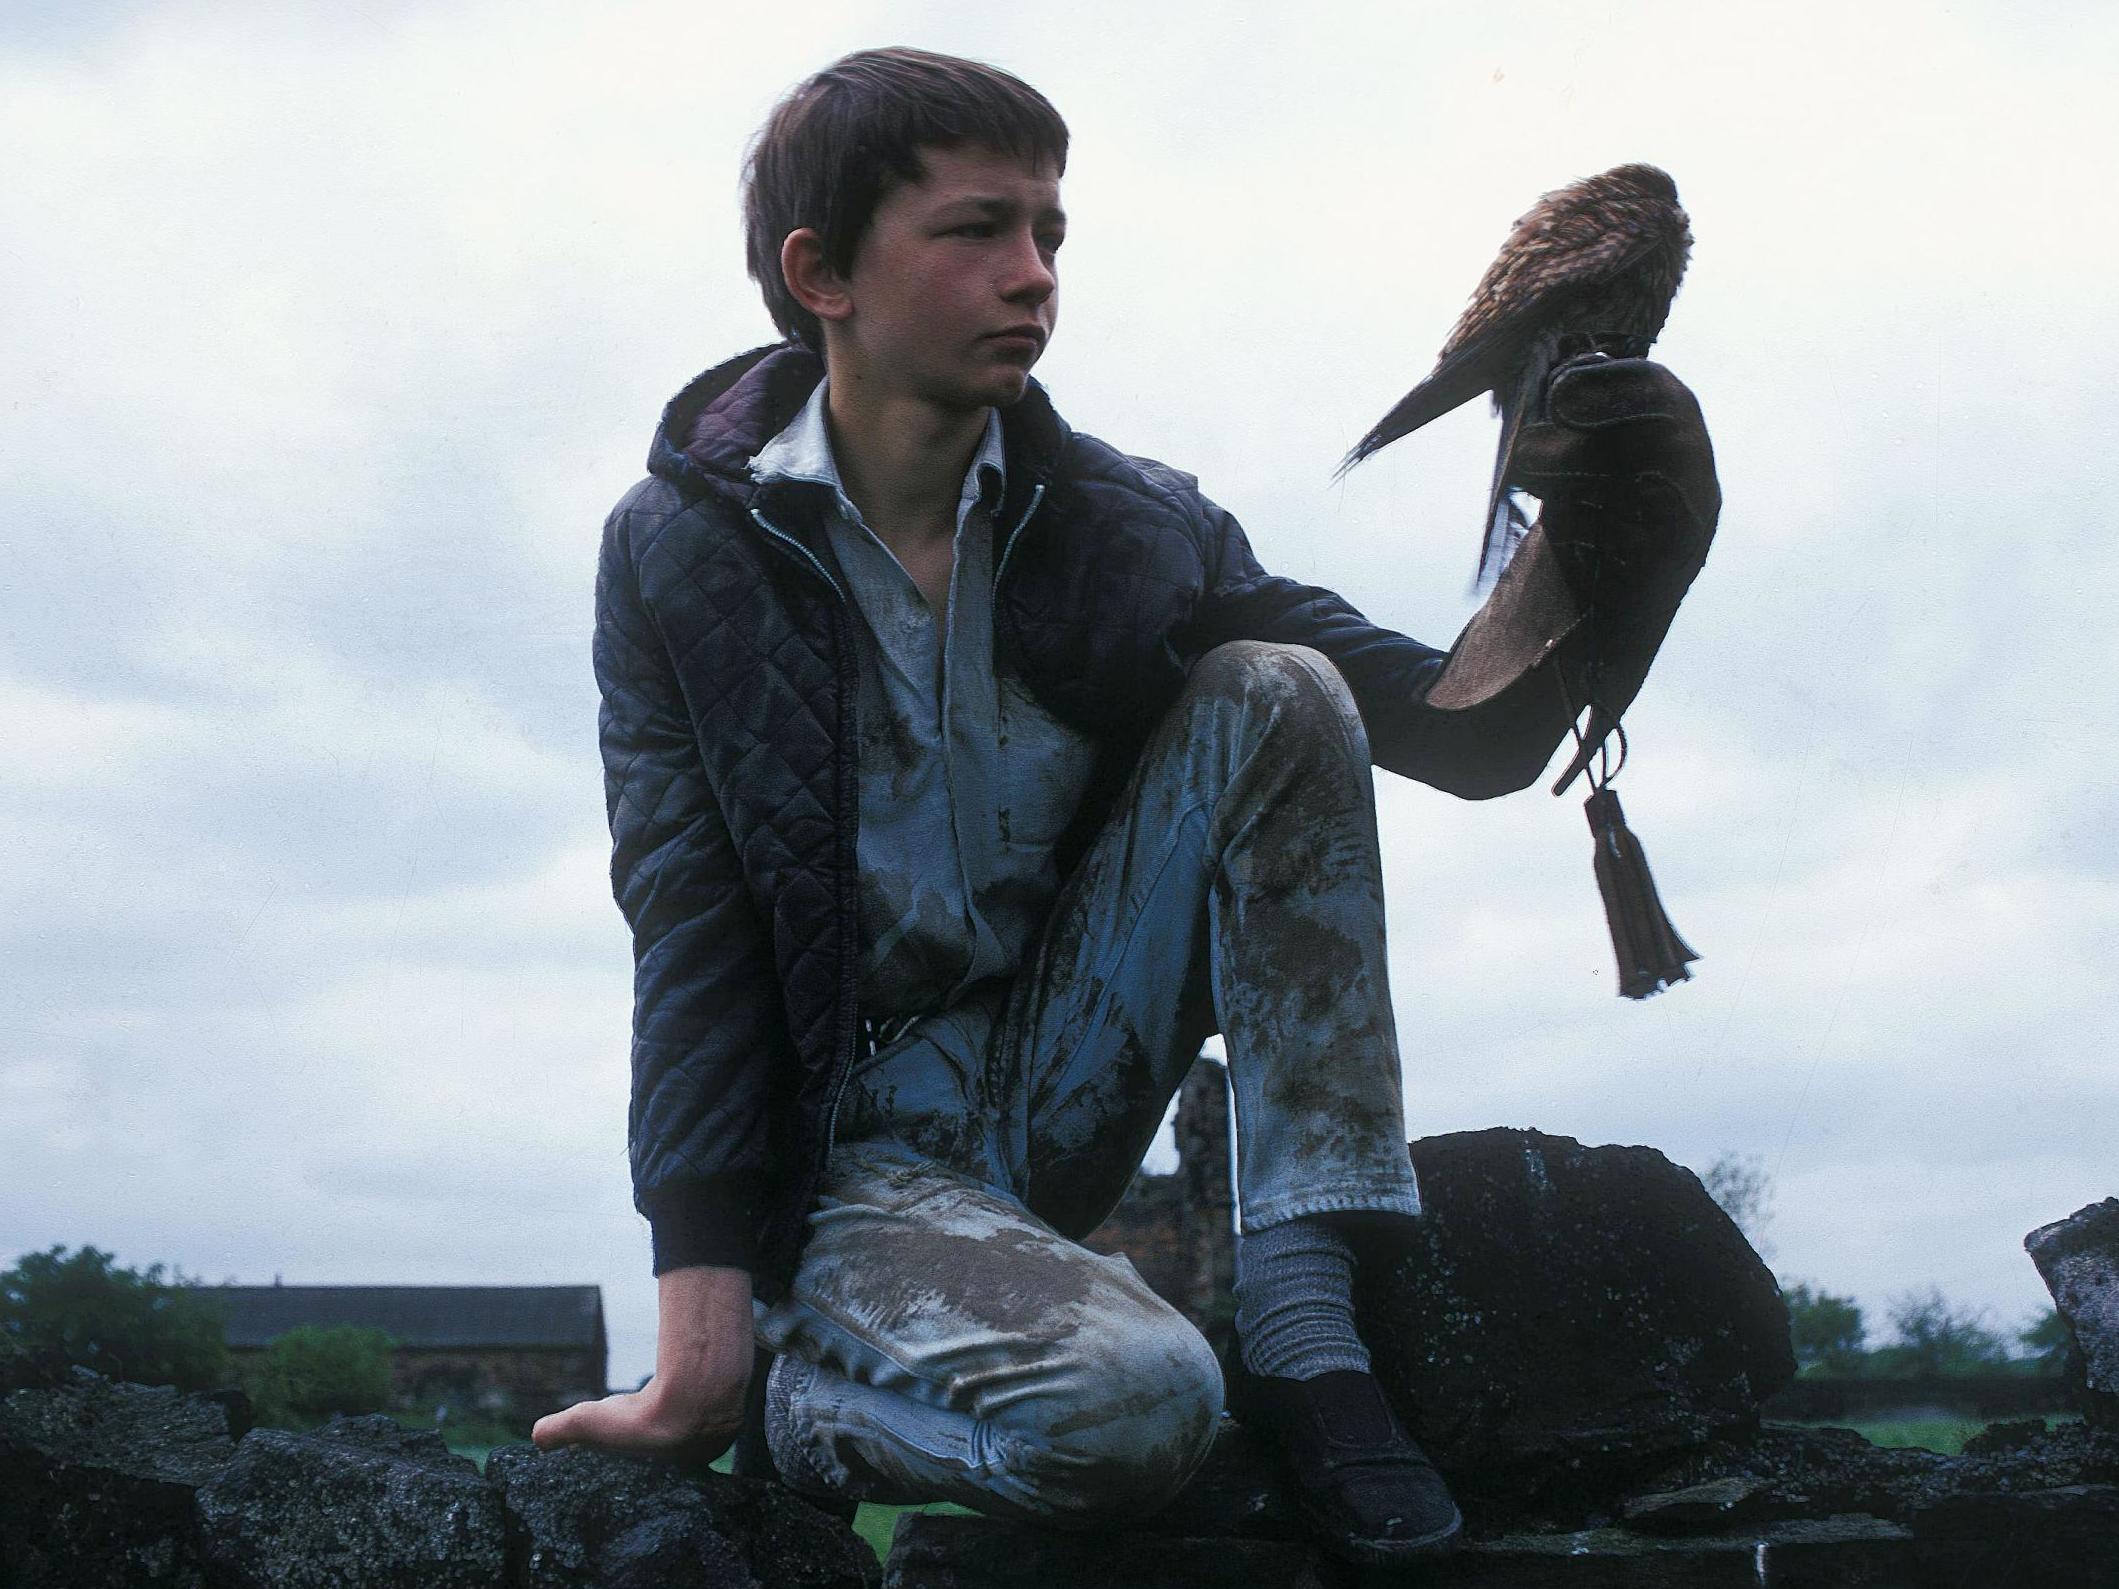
[836,142,1064,411]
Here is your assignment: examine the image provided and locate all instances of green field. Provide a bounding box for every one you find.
[853,1500,976,1561]
[1773,1415,1982,1454]
[1772,1413,2082,1457]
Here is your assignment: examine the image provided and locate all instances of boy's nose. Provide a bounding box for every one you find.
[1001,236,1056,303]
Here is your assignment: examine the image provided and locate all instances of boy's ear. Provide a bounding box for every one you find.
[781,229,853,327]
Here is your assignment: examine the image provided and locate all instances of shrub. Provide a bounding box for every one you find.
[0,1244,229,1391]
[1868,1286,2010,1378]
[251,1324,395,1426]
[1784,1280,1867,1374]
[2017,1307,2075,1375]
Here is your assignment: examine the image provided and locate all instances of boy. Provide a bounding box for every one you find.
[535,47,1719,1565]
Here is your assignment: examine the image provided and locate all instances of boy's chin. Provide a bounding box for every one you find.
[926,370,1031,413]
[970,364,1036,408]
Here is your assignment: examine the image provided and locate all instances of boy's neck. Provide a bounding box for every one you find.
[823,364,990,547]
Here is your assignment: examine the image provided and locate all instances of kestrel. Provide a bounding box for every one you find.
[1338,163,1692,589]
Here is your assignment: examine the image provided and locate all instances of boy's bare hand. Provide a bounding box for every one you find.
[531,1264,755,1462]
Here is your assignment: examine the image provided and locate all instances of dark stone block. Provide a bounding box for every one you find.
[193,1418,505,1587]
[595,1510,751,1588]
[1625,1417,2119,1535]
[1352,1128,1794,1519]
[1959,1418,2050,1457]
[2026,1198,2119,1431]
[302,1411,483,1472]
[1421,1515,1913,1587]
[1912,1483,2119,1587]
[487,1441,876,1589]
[198,1386,256,1443]
[883,1513,1323,1588]
[1743,1515,1922,1588]
[887,1511,1921,1588]
[0,1372,237,1588]
[1623,1424,1955,1526]
[1130,1417,1305,1540]
[1618,1475,1773,1534]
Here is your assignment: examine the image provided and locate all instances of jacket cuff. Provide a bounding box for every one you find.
[640,1172,763,1277]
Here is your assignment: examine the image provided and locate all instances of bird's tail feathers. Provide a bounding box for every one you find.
[1472,348,1558,588]
[1473,384,1535,591]
[1474,493,1532,595]
[1333,342,1502,480]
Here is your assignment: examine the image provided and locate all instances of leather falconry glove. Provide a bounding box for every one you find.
[1505,351,1720,791]
[1421,352,1720,997]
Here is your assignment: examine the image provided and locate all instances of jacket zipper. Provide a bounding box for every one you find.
[992,482,1047,594]
[748,481,1046,1178]
[748,506,848,605]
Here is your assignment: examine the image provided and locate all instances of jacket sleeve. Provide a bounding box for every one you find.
[1182,499,1580,799]
[595,497,788,1276]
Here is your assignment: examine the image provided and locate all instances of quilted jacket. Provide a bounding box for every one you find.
[595,341,1584,1296]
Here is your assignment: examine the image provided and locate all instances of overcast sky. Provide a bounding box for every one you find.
[4,0,2114,1391]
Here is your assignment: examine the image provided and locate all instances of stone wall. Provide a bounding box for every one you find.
[13,1147,2116,1587]
[0,1385,878,1588]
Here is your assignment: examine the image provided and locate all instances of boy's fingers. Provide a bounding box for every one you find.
[529,1389,738,1464]
[530,1398,596,1448]
[532,1390,643,1450]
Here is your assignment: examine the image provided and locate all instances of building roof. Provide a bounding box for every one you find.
[210,1285,605,1351]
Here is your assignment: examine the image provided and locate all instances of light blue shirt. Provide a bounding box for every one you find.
[750,383,1097,1021]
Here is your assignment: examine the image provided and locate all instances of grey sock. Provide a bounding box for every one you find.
[1234,1216,1372,1380]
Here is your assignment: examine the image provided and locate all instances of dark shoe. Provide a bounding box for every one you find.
[1229,1366,1463,1564]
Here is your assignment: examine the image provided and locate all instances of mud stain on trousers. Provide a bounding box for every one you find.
[755,641,1424,1523]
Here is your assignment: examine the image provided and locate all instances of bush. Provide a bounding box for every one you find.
[1868,1286,2011,1378]
[251,1324,395,1426]
[2018,1307,2074,1374]
[0,1244,229,1391]
[1784,1280,1867,1374]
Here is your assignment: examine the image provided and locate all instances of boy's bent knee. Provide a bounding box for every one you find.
[1000,1313,1224,1522]
[1187,641,1366,746]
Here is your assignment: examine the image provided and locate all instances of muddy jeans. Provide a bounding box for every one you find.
[752,640,1424,1524]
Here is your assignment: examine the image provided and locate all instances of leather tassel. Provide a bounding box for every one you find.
[1585,787,1698,998]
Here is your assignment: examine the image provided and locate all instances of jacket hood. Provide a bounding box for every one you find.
[646,341,1071,518]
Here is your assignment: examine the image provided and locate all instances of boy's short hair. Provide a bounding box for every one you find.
[743,47,1070,352]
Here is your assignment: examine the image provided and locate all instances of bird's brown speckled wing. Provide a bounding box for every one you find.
[1437,200,1673,369]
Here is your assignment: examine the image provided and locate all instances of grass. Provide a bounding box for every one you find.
[854,1501,978,1561]
[1772,1413,2083,1457]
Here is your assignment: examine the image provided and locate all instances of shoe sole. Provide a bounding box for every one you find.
[1316,1503,1465,1566]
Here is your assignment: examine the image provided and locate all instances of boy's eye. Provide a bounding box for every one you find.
[951,222,995,237]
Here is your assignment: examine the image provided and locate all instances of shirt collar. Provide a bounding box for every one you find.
[749,379,1007,530]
